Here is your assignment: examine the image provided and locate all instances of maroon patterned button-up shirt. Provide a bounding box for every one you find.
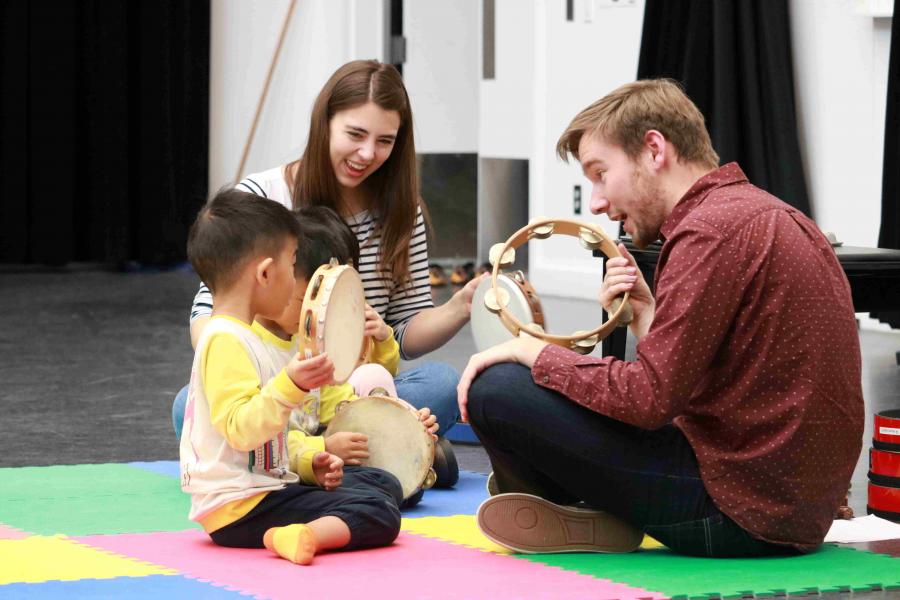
[532,163,863,550]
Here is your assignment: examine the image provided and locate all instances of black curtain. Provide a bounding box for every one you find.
[0,1,209,267]
[637,0,811,217]
[872,0,900,328]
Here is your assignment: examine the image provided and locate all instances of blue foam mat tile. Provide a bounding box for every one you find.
[127,461,181,479]
[402,470,488,517]
[0,575,254,599]
[446,422,480,444]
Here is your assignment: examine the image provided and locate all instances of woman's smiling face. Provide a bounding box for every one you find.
[329,101,401,191]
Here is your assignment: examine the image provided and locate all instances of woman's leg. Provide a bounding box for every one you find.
[394,362,461,488]
[172,384,189,439]
[394,362,460,435]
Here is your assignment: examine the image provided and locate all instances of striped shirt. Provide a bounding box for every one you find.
[190,165,433,356]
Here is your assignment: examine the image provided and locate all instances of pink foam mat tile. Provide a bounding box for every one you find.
[0,523,32,540]
[75,529,665,599]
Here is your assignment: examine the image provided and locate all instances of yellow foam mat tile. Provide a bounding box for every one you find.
[401,515,664,553]
[402,515,513,553]
[0,535,176,585]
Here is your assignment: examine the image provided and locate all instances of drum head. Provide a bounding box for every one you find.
[471,274,534,352]
[324,397,434,499]
[324,269,366,382]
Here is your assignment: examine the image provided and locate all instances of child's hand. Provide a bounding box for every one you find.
[417,407,439,440]
[364,304,391,342]
[287,352,334,391]
[312,451,343,490]
[325,431,369,465]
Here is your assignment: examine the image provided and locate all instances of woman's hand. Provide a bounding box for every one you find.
[449,273,488,319]
[364,304,391,342]
[456,335,547,422]
[400,273,489,358]
[601,244,655,339]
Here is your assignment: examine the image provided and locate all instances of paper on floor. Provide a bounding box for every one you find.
[824,514,900,543]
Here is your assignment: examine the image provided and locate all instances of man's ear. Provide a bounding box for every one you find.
[255,257,275,286]
[643,129,668,171]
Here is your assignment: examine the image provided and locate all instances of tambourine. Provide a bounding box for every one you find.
[471,271,545,352]
[298,259,367,383]
[484,218,633,354]
[324,396,436,500]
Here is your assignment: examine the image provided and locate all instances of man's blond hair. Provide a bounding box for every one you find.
[557,79,719,169]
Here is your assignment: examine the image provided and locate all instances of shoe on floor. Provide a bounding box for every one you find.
[476,492,642,554]
[432,437,459,488]
[429,265,448,286]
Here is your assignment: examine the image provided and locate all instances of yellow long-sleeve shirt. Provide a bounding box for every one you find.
[180,316,321,533]
[250,320,401,455]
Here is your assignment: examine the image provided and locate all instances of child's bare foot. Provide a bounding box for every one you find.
[264,524,319,565]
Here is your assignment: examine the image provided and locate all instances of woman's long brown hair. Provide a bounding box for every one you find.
[287,60,421,291]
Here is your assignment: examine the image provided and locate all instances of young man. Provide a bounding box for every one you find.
[458,79,863,557]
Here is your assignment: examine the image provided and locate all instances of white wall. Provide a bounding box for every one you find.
[209,0,385,193]
[790,0,892,248]
[478,0,535,159]
[523,0,646,300]
[403,0,480,153]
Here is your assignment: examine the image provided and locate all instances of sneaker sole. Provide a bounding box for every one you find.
[477,493,642,554]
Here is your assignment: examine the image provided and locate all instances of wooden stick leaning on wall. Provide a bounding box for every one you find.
[234,0,298,183]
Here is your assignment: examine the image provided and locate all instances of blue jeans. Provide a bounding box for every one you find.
[172,361,460,441]
[467,363,797,558]
[393,361,460,437]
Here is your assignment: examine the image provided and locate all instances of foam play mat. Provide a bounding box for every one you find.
[2,462,899,599]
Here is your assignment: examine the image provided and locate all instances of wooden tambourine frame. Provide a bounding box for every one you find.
[486,218,632,354]
[298,258,368,383]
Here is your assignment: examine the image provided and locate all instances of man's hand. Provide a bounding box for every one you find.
[364,305,391,342]
[416,407,439,440]
[601,243,655,339]
[457,335,548,423]
[325,431,369,465]
[286,352,334,392]
[312,451,343,490]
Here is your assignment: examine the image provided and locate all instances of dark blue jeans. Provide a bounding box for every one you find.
[467,363,797,558]
[210,466,402,551]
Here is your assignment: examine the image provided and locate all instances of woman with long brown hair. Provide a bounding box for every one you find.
[182,60,480,482]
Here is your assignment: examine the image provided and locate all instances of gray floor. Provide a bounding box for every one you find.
[2,265,899,519]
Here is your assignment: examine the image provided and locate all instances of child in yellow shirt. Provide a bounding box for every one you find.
[180,189,403,565]
[254,206,438,489]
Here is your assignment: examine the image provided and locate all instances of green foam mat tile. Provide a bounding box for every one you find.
[518,544,900,599]
[0,463,198,535]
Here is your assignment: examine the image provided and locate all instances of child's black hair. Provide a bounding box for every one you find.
[187,188,300,293]
[293,206,360,280]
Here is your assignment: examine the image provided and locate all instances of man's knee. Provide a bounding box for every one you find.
[468,362,534,426]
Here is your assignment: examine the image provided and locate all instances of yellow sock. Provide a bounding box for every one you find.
[263,524,319,565]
